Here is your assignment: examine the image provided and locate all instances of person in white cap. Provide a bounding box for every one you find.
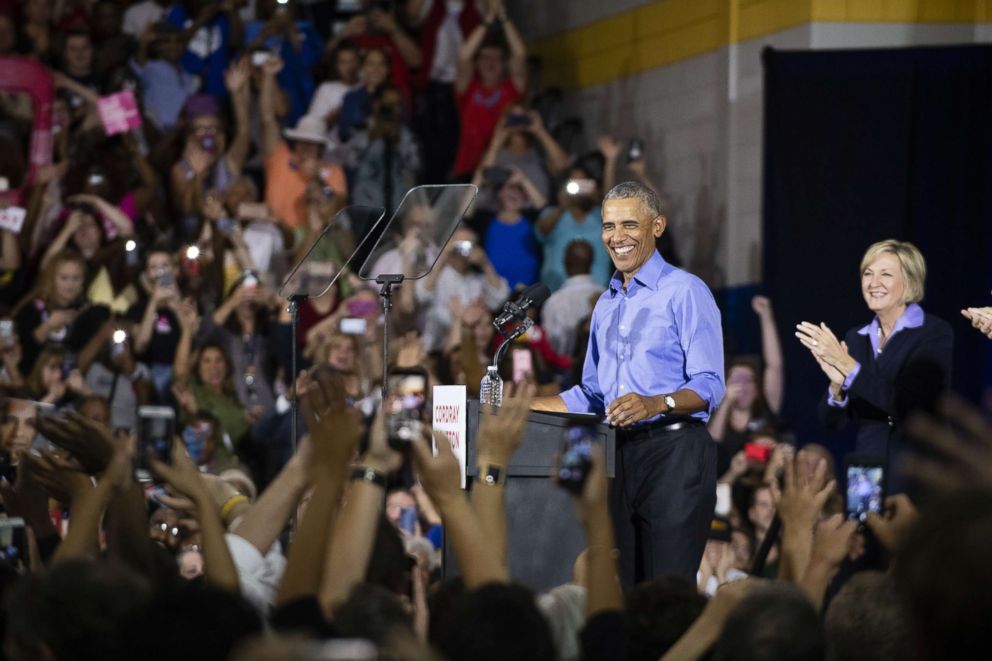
[259,56,349,232]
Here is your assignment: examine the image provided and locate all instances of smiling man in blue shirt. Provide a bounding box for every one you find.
[533,180,725,589]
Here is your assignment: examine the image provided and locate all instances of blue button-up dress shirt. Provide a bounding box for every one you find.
[560,251,726,422]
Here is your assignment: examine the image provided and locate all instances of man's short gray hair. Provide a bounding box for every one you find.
[603,181,663,217]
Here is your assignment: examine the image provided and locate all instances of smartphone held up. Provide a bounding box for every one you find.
[385,369,428,451]
[134,406,175,483]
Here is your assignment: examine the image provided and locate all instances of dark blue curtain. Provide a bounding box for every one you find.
[762,45,992,454]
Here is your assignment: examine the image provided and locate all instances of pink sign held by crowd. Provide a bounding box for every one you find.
[97,90,143,136]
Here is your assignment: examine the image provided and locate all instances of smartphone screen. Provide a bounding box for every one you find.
[512,348,533,383]
[845,461,885,523]
[339,317,367,335]
[135,406,175,483]
[385,371,428,450]
[557,425,595,495]
[399,507,418,534]
[744,442,772,463]
[0,518,28,572]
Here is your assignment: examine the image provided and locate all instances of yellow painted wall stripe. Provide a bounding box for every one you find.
[529,0,992,90]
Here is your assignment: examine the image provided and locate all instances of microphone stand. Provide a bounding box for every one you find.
[287,293,308,453]
[375,274,403,399]
[491,315,534,372]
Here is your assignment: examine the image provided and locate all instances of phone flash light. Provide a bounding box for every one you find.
[125,240,137,252]
[112,329,127,344]
[565,181,580,195]
[186,245,200,260]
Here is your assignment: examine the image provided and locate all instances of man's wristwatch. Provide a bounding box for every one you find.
[662,395,676,415]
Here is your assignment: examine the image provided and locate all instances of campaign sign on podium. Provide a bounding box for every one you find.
[432,385,467,487]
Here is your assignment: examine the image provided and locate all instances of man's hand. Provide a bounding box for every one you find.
[477,382,535,465]
[605,393,659,428]
[410,428,463,511]
[865,494,918,551]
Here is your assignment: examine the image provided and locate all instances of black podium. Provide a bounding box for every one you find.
[442,400,615,593]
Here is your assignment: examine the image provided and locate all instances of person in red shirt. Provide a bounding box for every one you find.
[452,0,526,178]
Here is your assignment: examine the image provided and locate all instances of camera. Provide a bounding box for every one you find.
[454,240,473,257]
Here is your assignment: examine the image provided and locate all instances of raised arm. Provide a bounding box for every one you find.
[40,213,81,270]
[411,427,508,588]
[776,455,833,583]
[224,58,252,174]
[798,514,856,610]
[535,191,567,236]
[153,442,241,592]
[277,369,361,606]
[568,443,622,618]
[527,110,569,176]
[172,299,200,383]
[597,136,621,195]
[370,9,422,68]
[259,56,285,161]
[319,410,403,615]
[752,296,784,414]
[455,22,487,95]
[471,383,535,568]
[499,5,527,93]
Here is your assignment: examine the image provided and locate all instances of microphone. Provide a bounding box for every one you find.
[493,283,551,329]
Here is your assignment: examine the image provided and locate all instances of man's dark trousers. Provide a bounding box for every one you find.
[609,423,717,591]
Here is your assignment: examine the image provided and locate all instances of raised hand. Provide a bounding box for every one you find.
[26,448,91,504]
[410,428,463,510]
[808,513,857,569]
[298,366,362,474]
[36,411,115,475]
[596,135,622,162]
[865,493,918,551]
[477,382,535,465]
[904,395,992,493]
[151,441,211,505]
[361,409,404,475]
[777,454,834,534]
[751,295,772,317]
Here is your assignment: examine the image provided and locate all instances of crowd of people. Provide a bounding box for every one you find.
[0,0,991,658]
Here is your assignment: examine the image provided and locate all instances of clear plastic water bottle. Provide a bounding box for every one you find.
[480,366,503,408]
